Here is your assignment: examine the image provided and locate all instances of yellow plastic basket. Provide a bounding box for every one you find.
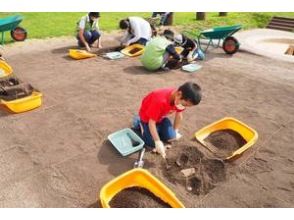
[99,168,185,208]
[121,44,145,57]
[1,91,42,113]
[195,117,258,160]
[175,47,184,54]
[0,60,13,77]
[68,49,96,60]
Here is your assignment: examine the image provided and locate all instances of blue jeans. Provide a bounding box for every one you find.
[77,30,101,47]
[141,118,176,148]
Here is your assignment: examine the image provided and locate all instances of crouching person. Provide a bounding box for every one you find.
[140,30,182,71]
[76,12,102,52]
[137,82,202,158]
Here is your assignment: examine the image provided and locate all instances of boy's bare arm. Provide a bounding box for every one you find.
[174,112,183,130]
[148,119,160,142]
[79,29,90,51]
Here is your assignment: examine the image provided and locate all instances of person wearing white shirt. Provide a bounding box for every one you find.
[119,16,152,47]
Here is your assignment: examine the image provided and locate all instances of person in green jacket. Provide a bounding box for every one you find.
[76,12,102,52]
[140,30,181,71]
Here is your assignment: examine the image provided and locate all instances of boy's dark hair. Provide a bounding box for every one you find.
[163,29,174,41]
[178,82,202,105]
[119,19,129,29]
[88,12,100,18]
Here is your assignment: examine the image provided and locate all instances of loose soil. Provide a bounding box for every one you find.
[164,145,226,195]
[1,35,294,207]
[204,129,247,153]
[96,46,124,55]
[129,48,142,55]
[0,76,34,101]
[109,187,171,208]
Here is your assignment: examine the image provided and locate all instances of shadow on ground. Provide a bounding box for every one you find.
[97,139,156,177]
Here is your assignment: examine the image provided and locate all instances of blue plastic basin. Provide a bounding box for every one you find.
[108,128,144,156]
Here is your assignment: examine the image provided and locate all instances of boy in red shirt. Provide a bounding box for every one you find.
[138,82,202,158]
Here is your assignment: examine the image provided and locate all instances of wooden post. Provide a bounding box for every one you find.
[219,12,228,17]
[196,12,206,21]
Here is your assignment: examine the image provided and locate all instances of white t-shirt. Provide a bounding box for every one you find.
[127,17,152,45]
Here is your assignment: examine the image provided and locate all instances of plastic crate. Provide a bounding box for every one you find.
[108,128,144,156]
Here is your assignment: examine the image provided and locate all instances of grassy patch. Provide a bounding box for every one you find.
[0,12,293,43]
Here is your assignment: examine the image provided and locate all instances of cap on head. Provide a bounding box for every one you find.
[174,34,183,44]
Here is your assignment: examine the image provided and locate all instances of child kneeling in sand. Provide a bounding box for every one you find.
[137,82,202,158]
[140,30,182,71]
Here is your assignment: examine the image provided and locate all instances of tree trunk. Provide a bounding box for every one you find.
[196,12,206,21]
[219,12,228,17]
[165,13,174,25]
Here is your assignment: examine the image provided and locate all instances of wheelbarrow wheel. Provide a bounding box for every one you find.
[10,27,27,42]
[223,36,239,55]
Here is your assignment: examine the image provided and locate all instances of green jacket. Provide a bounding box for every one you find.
[76,15,99,32]
[140,36,172,71]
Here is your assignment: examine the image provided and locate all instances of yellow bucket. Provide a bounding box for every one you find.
[99,168,185,208]
[195,117,258,160]
[1,91,42,113]
[68,49,96,60]
[121,44,145,57]
[0,60,13,77]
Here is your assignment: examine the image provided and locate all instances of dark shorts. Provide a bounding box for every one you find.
[77,30,101,47]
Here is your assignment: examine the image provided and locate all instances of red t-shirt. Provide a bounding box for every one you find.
[139,88,184,123]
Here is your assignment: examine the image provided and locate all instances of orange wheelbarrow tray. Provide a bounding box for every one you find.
[120,44,145,57]
[99,168,185,208]
[0,90,42,113]
[195,117,258,160]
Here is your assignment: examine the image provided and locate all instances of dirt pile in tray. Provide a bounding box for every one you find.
[204,129,247,156]
[0,76,34,101]
[109,187,171,208]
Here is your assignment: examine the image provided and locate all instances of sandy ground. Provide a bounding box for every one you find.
[235,29,294,63]
[0,35,294,208]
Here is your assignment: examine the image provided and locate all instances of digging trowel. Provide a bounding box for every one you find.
[134,148,145,168]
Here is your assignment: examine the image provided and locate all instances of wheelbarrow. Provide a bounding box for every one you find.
[0,15,27,45]
[196,25,242,55]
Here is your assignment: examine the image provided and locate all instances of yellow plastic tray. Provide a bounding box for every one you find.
[68,49,96,60]
[195,117,258,160]
[0,60,13,77]
[99,168,185,208]
[121,44,145,57]
[0,91,42,113]
[175,47,184,54]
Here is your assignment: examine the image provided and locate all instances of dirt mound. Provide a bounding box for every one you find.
[164,145,226,195]
[109,187,171,208]
[0,76,34,101]
[204,129,247,154]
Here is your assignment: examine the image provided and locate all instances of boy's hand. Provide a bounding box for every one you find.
[155,140,166,158]
[175,129,182,140]
[85,43,91,52]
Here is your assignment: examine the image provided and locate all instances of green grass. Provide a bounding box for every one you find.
[0,12,293,43]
